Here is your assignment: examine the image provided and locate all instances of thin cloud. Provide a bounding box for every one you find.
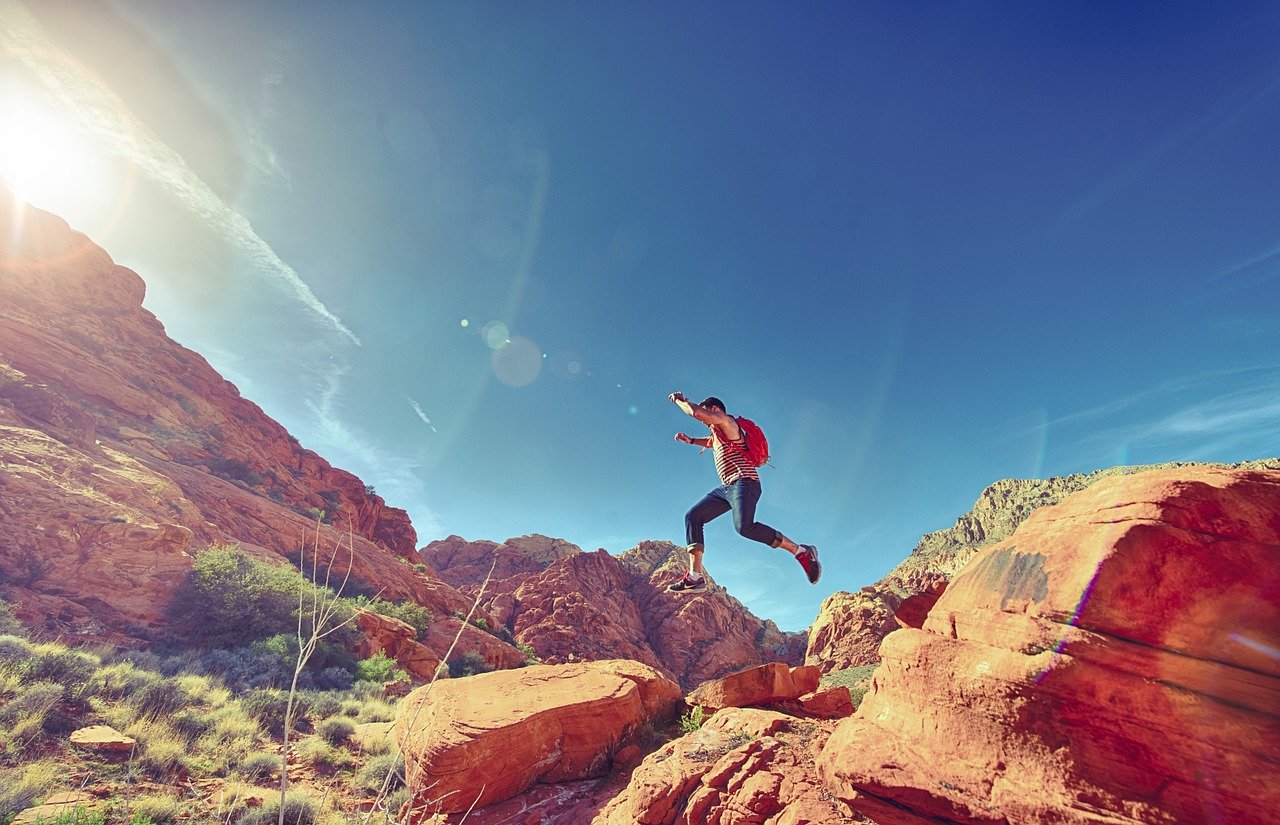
[406,397,438,432]
[1055,369,1280,462]
[0,0,357,344]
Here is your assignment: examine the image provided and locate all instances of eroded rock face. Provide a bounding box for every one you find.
[595,708,853,825]
[818,465,1280,825]
[0,190,507,672]
[806,458,1280,674]
[422,537,806,690]
[394,660,682,817]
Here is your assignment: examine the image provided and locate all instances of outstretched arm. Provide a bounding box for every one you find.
[675,433,712,447]
[669,392,732,427]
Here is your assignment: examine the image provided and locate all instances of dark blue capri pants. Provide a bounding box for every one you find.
[685,478,780,549]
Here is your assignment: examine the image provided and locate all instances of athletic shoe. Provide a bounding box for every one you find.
[667,573,707,593]
[795,545,822,584]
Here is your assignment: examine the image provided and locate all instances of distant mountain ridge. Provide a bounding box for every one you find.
[421,534,805,690]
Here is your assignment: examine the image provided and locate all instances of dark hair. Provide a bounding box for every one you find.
[700,396,726,412]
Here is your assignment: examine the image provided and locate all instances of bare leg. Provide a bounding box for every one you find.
[687,545,705,578]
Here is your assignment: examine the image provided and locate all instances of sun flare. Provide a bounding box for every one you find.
[0,95,86,205]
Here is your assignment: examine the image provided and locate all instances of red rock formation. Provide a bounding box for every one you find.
[819,465,1280,824]
[421,536,806,691]
[685,662,820,715]
[354,610,442,682]
[394,659,682,817]
[595,708,853,824]
[806,458,1280,674]
[0,189,513,673]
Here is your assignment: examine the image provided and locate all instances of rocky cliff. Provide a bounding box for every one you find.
[0,190,485,650]
[819,463,1280,824]
[808,458,1280,674]
[421,535,807,690]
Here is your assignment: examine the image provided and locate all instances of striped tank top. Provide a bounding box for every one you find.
[712,425,760,485]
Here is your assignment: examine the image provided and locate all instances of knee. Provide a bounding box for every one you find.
[733,518,754,537]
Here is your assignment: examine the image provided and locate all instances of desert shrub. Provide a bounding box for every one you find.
[131,678,189,718]
[821,664,878,709]
[175,673,231,707]
[353,753,405,795]
[193,707,260,774]
[168,545,356,649]
[447,650,493,678]
[105,648,166,672]
[171,708,213,741]
[516,642,539,664]
[353,724,393,756]
[355,651,406,684]
[340,699,361,717]
[678,705,706,734]
[209,458,263,487]
[87,662,158,701]
[315,716,355,746]
[25,643,100,692]
[0,634,33,671]
[126,719,187,778]
[350,596,433,635]
[241,688,311,737]
[354,696,398,724]
[234,791,318,825]
[0,759,60,820]
[0,599,25,637]
[236,751,280,781]
[296,736,355,772]
[131,793,183,824]
[0,681,64,750]
[304,691,344,720]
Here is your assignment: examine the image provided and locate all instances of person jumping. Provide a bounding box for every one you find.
[666,392,821,593]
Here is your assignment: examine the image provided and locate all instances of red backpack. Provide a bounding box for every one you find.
[731,416,770,467]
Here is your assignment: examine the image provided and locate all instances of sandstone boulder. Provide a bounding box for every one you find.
[595,708,852,824]
[68,724,135,753]
[686,662,821,714]
[395,659,682,816]
[819,465,1280,824]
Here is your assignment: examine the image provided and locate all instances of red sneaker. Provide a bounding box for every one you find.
[795,545,821,584]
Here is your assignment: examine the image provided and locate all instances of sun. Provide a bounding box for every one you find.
[0,94,85,205]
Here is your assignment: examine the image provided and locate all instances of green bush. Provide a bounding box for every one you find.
[234,791,318,825]
[447,650,493,678]
[26,643,100,692]
[305,691,344,720]
[315,716,355,746]
[0,634,33,671]
[168,545,355,649]
[236,751,280,781]
[241,689,311,737]
[678,705,706,734]
[0,681,64,749]
[350,596,433,635]
[131,678,189,719]
[355,651,406,684]
[131,793,183,824]
[87,662,158,701]
[354,753,405,795]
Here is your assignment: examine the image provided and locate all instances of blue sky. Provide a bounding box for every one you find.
[2,1,1277,630]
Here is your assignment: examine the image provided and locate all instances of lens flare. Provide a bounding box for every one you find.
[492,336,542,387]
